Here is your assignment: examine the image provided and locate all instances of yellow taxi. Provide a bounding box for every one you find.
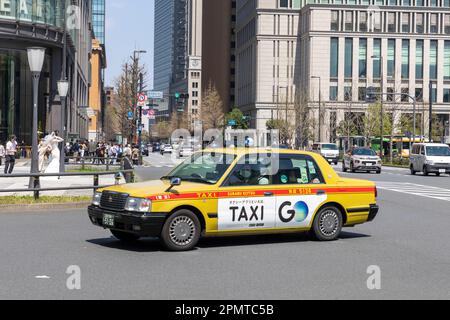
[88,148,379,251]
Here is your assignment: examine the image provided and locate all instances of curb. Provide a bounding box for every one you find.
[0,202,91,213]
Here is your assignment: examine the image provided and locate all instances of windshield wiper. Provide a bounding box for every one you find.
[181,177,215,185]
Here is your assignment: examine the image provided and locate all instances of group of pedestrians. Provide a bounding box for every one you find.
[0,135,18,174]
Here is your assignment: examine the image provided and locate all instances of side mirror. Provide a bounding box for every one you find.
[170,177,181,186]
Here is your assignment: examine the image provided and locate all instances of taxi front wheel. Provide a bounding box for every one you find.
[311,206,343,241]
[161,210,201,251]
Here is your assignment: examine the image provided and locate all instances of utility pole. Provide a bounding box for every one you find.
[429,81,434,142]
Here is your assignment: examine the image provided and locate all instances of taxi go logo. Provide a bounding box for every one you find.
[279,201,309,223]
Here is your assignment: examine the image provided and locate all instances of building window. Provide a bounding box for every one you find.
[358,87,367,102]
[330,86,338,101]
[431,88,437,103]
[401,88,410,102]
[387,39,396,77]
[430,14,438,33]
[415,88,424,102]
[430,40,438,80]
[359,12,367,32]
[445,41,450,80]
[416,40,424,80]
[402,40,410,79]
[388,12,396,32]
[373,39,381,79]
[416,0,424,5]
[344,86,352,101]
[387,88,395,102]
[402,13,410,33]
[345,38,353,78]
[330,38,339,78]
[445,15,450,34]
[345,11,353,32]
[359,38,367,79]
[444,89,450,103]
[416,13,424,34]
[331,11,339,31]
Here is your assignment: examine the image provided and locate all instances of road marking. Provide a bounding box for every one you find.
[35,275,51,279]
[376,181,450,202]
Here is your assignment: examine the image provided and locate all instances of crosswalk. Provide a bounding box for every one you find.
[376,181,450,202]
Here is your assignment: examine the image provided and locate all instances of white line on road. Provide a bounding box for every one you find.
[376,181,450,202]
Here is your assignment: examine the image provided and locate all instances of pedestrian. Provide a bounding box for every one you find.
[71,140,80,163]
[132,145,140,166]
[122,149,134,183]
[4,135,17,174]
[0,142,5,167]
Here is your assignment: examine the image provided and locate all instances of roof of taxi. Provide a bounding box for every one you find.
[202,147,317,156]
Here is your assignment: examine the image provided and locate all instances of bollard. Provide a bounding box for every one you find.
[106,157,110,171]
[115,172,121,185]
[81,158,85,170]
[93,174,99,189]
[33,176,40,200]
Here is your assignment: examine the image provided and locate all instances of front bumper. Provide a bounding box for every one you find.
[88,205,167,237]
[354,163,382,171]
[323,156,339,163]
[425,164,450,174]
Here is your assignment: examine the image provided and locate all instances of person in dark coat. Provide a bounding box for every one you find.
[122,149,134,183]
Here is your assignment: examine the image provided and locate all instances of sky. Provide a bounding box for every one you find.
[105,0,155,88]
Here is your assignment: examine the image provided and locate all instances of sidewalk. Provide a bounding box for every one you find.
[0,163,125,197]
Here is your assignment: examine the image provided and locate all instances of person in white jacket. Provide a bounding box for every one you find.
[0,142,5,167]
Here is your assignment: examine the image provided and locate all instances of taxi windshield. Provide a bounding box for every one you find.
[162,152,235,184]
[426,146,450,157]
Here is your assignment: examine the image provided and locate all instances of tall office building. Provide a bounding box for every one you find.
[154,0,203,126]
[92,0,106,45]
[235,0,450,143]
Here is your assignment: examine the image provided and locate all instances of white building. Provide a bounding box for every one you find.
[236,0,450,144]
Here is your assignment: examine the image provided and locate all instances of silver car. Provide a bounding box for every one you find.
[343,148,382,174]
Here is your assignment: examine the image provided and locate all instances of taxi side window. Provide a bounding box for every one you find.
[224,154,325,187]
[275,155,325,185]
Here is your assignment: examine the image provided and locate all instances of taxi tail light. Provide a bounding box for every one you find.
[375,187,378,199]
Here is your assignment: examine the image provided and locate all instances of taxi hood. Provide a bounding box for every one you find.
[99,179,214,198]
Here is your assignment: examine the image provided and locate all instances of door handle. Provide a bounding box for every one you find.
[264,192,274,197]
[316,190,326,196]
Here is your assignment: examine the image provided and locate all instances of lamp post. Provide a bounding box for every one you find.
[58,79,69,173]
[311,76,322,142]
[132,50,146,149]
[27,47,46,189]
[371,55,384,156]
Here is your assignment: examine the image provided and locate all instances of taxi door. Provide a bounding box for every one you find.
[271,154,328,230]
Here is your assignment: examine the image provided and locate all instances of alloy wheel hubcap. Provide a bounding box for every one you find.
[319,210,339,236]
[169,216,196,246]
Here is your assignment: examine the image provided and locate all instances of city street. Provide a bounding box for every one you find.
[0,158,449,300]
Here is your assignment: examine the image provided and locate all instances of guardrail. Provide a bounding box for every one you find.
[0,170,135,200]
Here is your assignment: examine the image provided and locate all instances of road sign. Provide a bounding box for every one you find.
[142,110,148,116]
[127,111,134,120]
[228,120,237,126]
[148,91,164,99]
[138,93,147,102]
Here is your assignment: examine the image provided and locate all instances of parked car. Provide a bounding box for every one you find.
[343,147,382,174]
[178,146,194,158]
[410,143,450,176]
[312,143,340,165]
[152,143,161,153]
[160,144,173,155]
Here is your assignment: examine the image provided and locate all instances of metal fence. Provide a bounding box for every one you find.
[64,156,125,171]
[0,170,135,200]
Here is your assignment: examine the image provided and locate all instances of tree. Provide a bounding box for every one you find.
[266,119,292,145]
[169,111,189,133]
[293,90,315,149]
[154,121,171,140]
[200,83,225,130]
[225,108,249,130]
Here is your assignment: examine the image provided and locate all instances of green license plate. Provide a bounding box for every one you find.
[103,214,115,228]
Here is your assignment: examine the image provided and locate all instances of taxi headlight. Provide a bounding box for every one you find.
[125,197,152,213]
[92,192,102,206]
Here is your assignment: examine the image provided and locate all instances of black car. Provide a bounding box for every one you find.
[152,143,161,153]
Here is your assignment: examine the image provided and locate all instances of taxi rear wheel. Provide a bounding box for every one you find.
[161,210,201,251]
[311,206,343,241]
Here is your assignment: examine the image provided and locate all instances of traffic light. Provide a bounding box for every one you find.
[175,93,189,100]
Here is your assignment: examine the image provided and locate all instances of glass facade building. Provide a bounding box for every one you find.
[92,0,105,44]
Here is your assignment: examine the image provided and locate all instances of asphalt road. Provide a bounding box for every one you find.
[0,160,449,300]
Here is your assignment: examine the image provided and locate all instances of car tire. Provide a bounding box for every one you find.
[410,165,416,175]
[423,166,429,176]
[376,170,381,174]
[342,162,347,173]
[350,162,356,173]
[111,230,140,242]
[161,210,201,251]
[311,206,343,241]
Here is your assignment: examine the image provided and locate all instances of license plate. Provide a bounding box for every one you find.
[439,169,446,173]
[103,214,115,228]
[365,163,373,166]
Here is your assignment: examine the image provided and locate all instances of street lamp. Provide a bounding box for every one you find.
[58,79,69,173]
[27,47,46,189]
[371,55,384,156]
[132,50,147,151]
[311,76,322,142]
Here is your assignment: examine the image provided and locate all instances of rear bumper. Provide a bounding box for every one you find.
[88,205,167,237]
[367,204,379,222]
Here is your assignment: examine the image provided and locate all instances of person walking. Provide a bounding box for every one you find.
[122,149,134,183]
[131,145,140,166]
[4,135,17,174]
[0,142,5,167]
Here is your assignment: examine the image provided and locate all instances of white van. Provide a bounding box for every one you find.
[410,143,450,176]
[312,143,340,165]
